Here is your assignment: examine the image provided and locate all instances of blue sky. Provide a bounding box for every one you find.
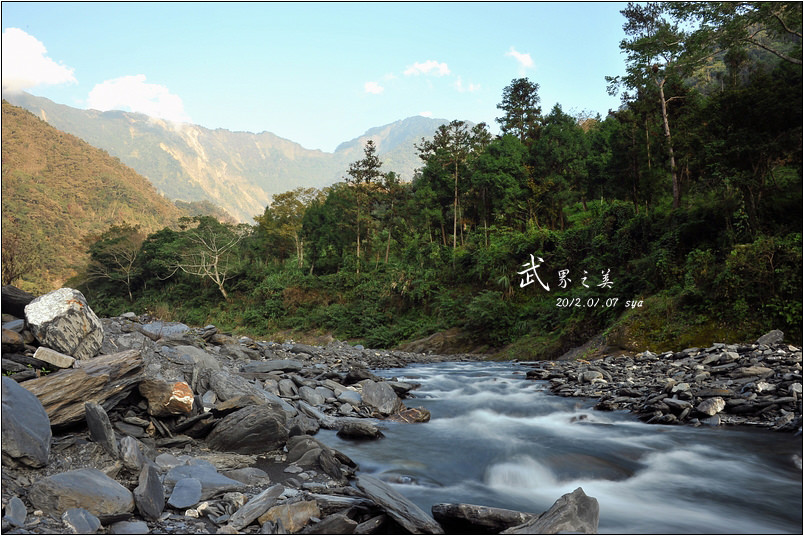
[2,2,628,152]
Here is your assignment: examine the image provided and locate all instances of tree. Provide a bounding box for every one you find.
[671,2,802,66]
[170,216,250,299]
[86,224,146,302]
[496,78,543,145]
[471,134,528,240]
[345,140,383,273]
[1,226,42,286]
[416,121,489,250]
[532,104,591,209]
[255,187,323,268]
[607,2,707,209]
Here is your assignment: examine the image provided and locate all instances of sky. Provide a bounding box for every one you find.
[1,2,629,153]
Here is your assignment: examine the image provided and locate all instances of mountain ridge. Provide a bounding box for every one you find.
[1,100,186,290]
[5,92,452,222]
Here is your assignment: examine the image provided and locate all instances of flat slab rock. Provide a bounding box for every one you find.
[28,468,135,518]
[356,474,444,534]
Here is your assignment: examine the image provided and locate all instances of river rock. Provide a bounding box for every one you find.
[502,487,599,534]
[299,385,326,406]
[2,285,35,317]
[361,380,403,416]
[22,349,144,427]
[61,507,102,534]
[133,464,164,520]
[109,520,150,534]
[139,379,194,416]
[139,321,190,339]
[337,389,362,405]
[3,496,27,528]
[242,359,303,373]
[356,474,444,534]
[206,403,289,454]
[696,397,726,416]
[2,328,25,352]
[84,401,119,457]
[228,484,284,530]
[165,462,245,500]
[307,513,359,534]
[432,503,535,533]
[757,330,784,346]
[32,346,76,369]
[337,420,383,439]
[24,287,104,359]
[257,500,320,532]
[121,437,152,473]
[167,477,203,508]
[1,376,52,467]
[28,468,135,517]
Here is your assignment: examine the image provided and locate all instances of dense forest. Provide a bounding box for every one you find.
[10,2,803,358]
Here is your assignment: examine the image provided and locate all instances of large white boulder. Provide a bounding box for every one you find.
[24,288,103,359]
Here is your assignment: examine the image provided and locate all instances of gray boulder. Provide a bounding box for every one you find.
[167,477,202,508]
[84,402,118,457]
[24,288,103,359]
[206,403,289,454]
[356,474,444,534]
[361,380,403,416]
[133,464,164,520]
[28,468,135,517]
[432,503,534,533]
[1,376,51,467]
[502,487,599,534]
[757,330,784,346]
[164,461,245,500]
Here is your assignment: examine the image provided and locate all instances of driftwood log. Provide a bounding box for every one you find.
[22,350,144,427]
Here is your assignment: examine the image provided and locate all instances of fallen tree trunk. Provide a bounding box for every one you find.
[22,350,144,427]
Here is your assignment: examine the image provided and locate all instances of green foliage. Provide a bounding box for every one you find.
[44,6,804,353]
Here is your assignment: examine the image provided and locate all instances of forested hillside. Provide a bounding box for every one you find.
[11,2,801,357]
[0,101,194,290]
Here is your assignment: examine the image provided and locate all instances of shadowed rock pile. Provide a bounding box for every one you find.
[525,330,802,431]
[1,286,599,535]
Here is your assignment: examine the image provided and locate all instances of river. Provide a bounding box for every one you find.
[318,360,803,534]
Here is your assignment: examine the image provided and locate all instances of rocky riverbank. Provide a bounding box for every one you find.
[1,286,600,535]
[524,330,803,432]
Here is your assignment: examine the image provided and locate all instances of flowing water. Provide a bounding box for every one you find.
[318,361,803,534]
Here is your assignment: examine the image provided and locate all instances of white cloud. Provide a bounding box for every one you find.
[1,28,77,93]
[419,111,433,118]
[454,76,480,93]
[87,75,191,123]
[505,46,534,70]
[404,60,450,77]
[364,81,384,94]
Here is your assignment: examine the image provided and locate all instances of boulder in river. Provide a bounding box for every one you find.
[432,503,535,533]
[356,474,444,534]
[502,487,599,534]
[361,379,404,416]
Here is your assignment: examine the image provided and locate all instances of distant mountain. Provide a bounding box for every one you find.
[6,93,451,222]
[1,100,186,290]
